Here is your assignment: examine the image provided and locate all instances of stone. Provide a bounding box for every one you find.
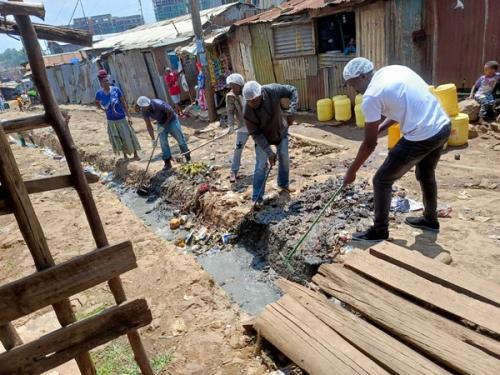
[435,252,453,265]
[468,124,479,139]
[169,218,181,230]
[490,123,500,133]
[493,144,500,151]
[458,98,480,123]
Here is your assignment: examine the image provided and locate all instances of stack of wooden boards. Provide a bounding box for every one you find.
[254,241,500,374]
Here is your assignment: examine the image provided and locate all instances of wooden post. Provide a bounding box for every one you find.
[0,20,92,46]
[0,0,45,19]
[13,11,153,375]
[0,323,23,350]
[0,126,96,374]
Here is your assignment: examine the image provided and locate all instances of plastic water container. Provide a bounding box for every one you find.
[316,98,334,122]
[388,123,402,149]
[355,94,363,105]
[429,85,437,96]
[448,113,469,146]
[435,83,459,116]
[332,94,348,103]
[354,104,365,128]
[335,98,352,122]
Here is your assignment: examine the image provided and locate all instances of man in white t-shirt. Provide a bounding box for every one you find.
[342,57,451,241]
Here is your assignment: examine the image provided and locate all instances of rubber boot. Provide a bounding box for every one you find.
[163,159,172,171]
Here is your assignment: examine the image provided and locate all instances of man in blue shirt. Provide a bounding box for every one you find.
[137,96,190,171]
[95,73,140,160]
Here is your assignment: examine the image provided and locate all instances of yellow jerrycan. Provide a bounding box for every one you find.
[316,98,334,122]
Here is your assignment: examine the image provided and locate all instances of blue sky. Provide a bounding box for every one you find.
[0,0,157,52]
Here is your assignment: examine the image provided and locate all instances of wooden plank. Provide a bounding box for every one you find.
[277,279,451,375]
[0,121,95,373]
[315,265,500,374]
[344,251,500,334]
[0,172,100,216]
[15,12,151,375]
[0,241,135,325]
[0,1,45,19]
[255,294,389,375]
[369,241,500,307]
[0,323,23,350]
[1,114,49,134]
[0,299,152,375]
[0,20,92,46]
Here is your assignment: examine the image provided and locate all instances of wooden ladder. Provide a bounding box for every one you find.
[0,2,153,374]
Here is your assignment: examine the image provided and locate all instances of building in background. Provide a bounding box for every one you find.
[152,0,232,21]
[72,14,144,35]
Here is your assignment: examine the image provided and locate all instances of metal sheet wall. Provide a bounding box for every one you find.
[46,61,100,105]
[250,23,276,84]
[430,0,500,88]
[273,22,315,58]
[358,1,387,69]
[388,0,424,76]
[110,50,156,105]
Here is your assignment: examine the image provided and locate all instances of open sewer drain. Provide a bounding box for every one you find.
[109,183,282,316]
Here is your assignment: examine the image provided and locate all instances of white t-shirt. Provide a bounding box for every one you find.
[362,65,450,141]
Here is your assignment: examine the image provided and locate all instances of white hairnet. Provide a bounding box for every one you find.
[242,81,262,100]
[137,96,151,107]
[226,73,244,87]
[343,57,374,81]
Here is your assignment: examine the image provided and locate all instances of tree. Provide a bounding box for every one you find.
[0,48,27,68]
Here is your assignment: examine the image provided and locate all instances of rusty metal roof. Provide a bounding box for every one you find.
[234,0,367,26]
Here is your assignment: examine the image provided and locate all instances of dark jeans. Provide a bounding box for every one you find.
[373,124,451,231]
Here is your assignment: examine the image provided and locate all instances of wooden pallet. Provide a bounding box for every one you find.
[0,2,153,374]
[254,242,500,375]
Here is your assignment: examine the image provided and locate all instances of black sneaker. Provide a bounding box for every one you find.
[405,217,440,232]
[184,152,191,163]
[351,227,389,242]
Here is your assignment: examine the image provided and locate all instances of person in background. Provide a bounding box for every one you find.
[344,37,356,55]
[164,67,186,118]
[342,57,451,241]
[243,81,298,204]
[226,73,248,183]
[16,93,24,112]
[27,88,38,106]
[137,96,191,171]
[197,70,207,111]
[469,60,499,124]
[0,92,5,112]
[95,73,140,161]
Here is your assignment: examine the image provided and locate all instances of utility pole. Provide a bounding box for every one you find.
[138,0,145,24]
[188,0,217,122]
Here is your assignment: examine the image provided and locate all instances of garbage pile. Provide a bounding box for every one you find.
[240,177,375,283]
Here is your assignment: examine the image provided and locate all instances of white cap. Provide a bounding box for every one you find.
[343,57,374,81]
[137,96,151,107]
[226,73,244,87]
[242,81,262,100]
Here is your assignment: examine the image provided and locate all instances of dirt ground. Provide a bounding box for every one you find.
[1,103,500,373]
[0,147,267,374]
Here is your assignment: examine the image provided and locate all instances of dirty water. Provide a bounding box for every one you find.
[110,182,281,316]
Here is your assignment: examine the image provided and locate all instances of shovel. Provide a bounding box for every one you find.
[136,135,160,196]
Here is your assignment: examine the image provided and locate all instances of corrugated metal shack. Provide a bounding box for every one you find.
[228,0,499,111]
[45,2,258,105]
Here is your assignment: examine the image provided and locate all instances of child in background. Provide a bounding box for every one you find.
[197,70,207,111]
[469,61,499,123]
